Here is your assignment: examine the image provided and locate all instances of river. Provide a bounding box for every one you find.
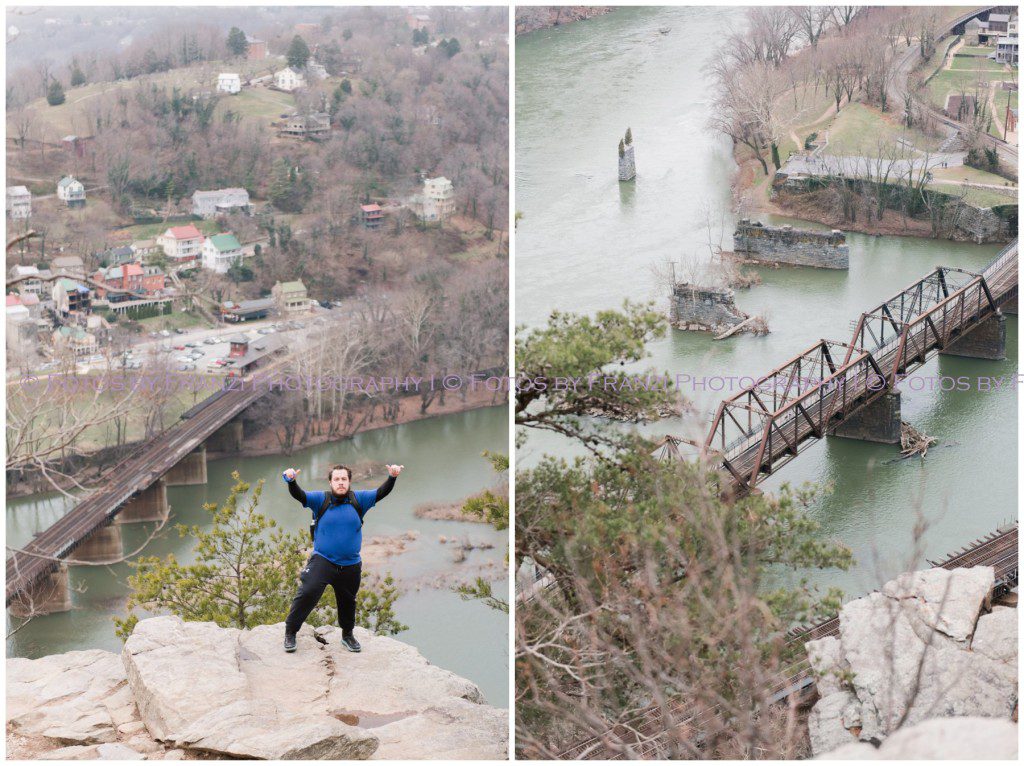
[6,406,510,708]
[516,7,1016,598]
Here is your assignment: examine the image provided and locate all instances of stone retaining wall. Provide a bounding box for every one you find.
[733,219,849,269]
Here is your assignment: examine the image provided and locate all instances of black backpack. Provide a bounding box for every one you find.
[310,491,365,543]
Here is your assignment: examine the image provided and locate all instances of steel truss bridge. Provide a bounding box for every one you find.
[702,240,1017,494]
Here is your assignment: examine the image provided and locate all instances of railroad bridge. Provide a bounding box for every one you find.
[6,379,271,616]
[702,240,1017,495]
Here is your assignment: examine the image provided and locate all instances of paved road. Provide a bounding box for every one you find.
[782,151,966,180]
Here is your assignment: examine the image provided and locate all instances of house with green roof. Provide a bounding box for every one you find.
[52,277,91,317]
[271,279,310,314]
[201,232,244,274]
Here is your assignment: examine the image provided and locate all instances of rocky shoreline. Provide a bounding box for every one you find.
[515,7,612,35]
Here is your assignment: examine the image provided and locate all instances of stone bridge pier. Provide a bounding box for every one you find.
[940,313,1007,361]
[829,391,902,445]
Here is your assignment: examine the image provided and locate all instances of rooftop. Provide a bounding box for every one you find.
[165,224,203,240]
[206,233,243,252]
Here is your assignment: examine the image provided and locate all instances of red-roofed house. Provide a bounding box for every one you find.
[7,293,23,307]
[157,224,203,262]
[360,204,383,230]
[91,263,143,301]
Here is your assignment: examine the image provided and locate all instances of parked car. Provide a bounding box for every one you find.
[185,342,199,348]
[160,330,171,337]
[204,338,218,345]
[174,328,185,334]
[174,345,186,350]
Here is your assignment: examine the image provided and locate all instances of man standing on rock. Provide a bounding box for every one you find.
[281,463,403,653]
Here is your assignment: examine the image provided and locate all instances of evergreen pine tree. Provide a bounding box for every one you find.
[286,35,311,69]
[227,27,249,57]
[70,61,86,87]
[625,127,633,145]
[46,79,66,106]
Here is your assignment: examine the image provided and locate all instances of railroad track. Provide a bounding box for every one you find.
[554,523,1018,760]
[6,370,277,604]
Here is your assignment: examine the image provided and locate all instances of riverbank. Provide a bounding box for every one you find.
[734,156,1006,241]
[515,6,612,35]
[6,386,507,499]
[223,386,506,459]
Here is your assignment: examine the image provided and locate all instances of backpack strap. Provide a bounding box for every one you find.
[310,492,366,542]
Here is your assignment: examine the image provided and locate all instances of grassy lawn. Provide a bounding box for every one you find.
[958,46,996,56]
[117,218,222,240]
[927,183,1018,208]
[823,102,944,156]
[931,164,1015,186]
[136,310,214,333]
[216,87,296,123]
[925,68,1013,111]
[14,59,281,138]
[949,56,1006,71]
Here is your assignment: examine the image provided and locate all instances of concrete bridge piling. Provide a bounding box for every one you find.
[8,564,72,618]
[117,478,169,524]
[67,522,124,564]
[164,446,208,486]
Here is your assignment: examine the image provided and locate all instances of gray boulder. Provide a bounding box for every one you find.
[818,716,1017,759]
[806,567,1015,755]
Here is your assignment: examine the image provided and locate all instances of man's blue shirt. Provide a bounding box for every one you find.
[302,489,377,566]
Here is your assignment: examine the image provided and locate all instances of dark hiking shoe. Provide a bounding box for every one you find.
[284,633,297,653]
[341,633,361,653]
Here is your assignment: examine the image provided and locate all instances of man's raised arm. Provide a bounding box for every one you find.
[282,467,307,505]
[376,464,404,501]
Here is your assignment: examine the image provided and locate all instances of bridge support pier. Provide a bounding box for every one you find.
[830,391,902,445]
[1003,298,1016,316]
[164,446,207,486]
[8,564,72,617]
[205,418,244,454]
[68,522,123,564]
[118,478,169,524]
[940,314,1006,361]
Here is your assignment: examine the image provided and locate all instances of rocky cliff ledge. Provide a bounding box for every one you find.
[7,616,508,760]
[808,566,1016,758]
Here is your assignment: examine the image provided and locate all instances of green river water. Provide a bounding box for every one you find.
[6,406,510,707]
[516,7,1017,598]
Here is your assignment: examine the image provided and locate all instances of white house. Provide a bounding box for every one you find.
[157,224,204,262]
[416,176,455,222]
[9,265,43,296]
[6,186,31,219]
[307,60,329,80]
[996,35,1018,65]
[191,188,252,218]
[201,233,245,273]
[56,176,86,207]
[217,73,241,94]
[274,67,306,92]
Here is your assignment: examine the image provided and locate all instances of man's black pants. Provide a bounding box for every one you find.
[285,554,361,635]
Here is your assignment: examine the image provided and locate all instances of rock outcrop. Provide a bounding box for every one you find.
[817,716,1017,759]
[7,616,508,760]
[806,566,1016,756]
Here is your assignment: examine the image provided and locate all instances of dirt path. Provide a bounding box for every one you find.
[789,101,838,151]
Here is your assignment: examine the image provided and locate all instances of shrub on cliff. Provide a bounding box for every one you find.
[515,305,853,758]
[114,471,406,639]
